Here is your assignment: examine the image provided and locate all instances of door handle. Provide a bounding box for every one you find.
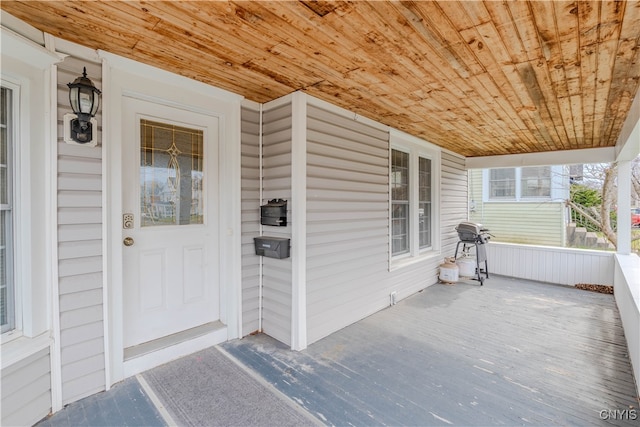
[123,237,135,246]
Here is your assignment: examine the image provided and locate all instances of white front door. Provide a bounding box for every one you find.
[122,97,219,348]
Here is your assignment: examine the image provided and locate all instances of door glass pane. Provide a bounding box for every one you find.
[140,119,204,227]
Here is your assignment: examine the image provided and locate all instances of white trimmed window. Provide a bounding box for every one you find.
[1,86,14,334]
[390,131,440,264]
[391,149,410,255]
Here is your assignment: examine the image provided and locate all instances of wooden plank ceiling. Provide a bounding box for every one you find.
[2,1,639,158]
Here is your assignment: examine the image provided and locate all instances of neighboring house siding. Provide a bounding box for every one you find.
[260,100,293,346]
[240,102,261,336]
[0,347,51,426]
[468,169,565,246]
[305,103,390,344]
[57,58,105,404]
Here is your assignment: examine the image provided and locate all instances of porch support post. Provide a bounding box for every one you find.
[290,92,307,351]
[617,161,632,255]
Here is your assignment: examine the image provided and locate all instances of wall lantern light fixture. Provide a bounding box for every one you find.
[65,67,101,145]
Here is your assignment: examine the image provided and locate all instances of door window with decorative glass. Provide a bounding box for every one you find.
[140,119,204,227]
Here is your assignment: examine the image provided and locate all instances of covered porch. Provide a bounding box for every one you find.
[40,273,638,426]
[1,2,639,425]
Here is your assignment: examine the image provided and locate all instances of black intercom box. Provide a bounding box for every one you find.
[254,236,290,259]
[260,199,287,226]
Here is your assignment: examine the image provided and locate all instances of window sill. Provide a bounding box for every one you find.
[390,250,441,272]
[1,332,51,370]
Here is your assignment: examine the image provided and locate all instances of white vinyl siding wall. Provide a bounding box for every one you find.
[240,102,261,336]
[260,100,293,346]
[305,101,468,345]
[1,347,51,426]
[305,103,390,344]
[57,57,105,404]
[440,153,469,255]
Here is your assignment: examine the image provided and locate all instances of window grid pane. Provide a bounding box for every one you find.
[521,166,551,197]
[1,86,14,333]
[489,168,515,198]
[392,150,409,255]
[419,157,431,249]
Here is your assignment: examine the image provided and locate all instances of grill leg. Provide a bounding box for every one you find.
[454,241,462,259]
[475,244,483,285]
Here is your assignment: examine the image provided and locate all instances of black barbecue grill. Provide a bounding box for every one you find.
[454,222,490,285]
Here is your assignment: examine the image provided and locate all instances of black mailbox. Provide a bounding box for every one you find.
[254,236,290,259]
[260,199,287,226]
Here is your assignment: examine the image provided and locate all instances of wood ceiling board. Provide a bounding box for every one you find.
[1,0,638,158]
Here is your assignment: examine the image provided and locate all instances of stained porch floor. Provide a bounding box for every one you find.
[38,275,638,426]
[223,275,638,426]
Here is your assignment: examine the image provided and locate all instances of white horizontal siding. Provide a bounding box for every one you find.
[241,103,261,336]
[487,242,614,285]
[1,347,51,427]
[304,124,468,345]
[441,153,469,255]
[305,104,391,344]
[57,57,105,405]
[260,101,293,346]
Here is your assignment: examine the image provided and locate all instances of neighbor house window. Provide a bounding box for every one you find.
[486,166,555,201]
[521,166,551,197]
[390,131,440,264]
[1,86,14,334]
[489,168,515,199]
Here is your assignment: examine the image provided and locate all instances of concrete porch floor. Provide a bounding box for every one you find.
[37,275,638,426]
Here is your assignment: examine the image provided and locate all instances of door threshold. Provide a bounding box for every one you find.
[123,321,227,377]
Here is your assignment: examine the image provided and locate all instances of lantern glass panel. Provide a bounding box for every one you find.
[90,92,100,116]
[79,89,93,114]
[69,87,80,114]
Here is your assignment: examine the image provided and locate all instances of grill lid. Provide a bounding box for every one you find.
[455,222,483,235]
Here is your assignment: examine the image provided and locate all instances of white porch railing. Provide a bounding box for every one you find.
[485,241,614,286]
[614,254,640,398]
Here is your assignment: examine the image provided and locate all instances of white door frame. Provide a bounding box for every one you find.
[101,52,243,384]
